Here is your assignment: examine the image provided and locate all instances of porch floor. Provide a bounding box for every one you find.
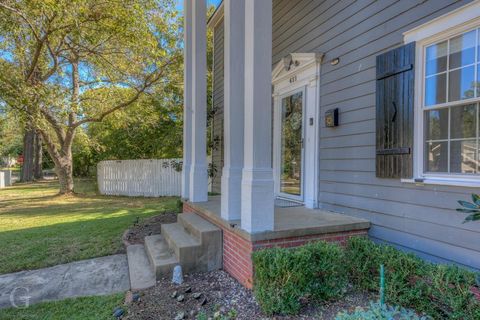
[185,196,370,242]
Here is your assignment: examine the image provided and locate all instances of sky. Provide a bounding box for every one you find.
[175,0,222,11]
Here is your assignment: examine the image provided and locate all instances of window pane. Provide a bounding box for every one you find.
[451,104,476,139]
[426,41,447,76]
[425,141,448,172]
[448,65,475,101]
[449,30,476,69]
[425,73,447,106]
[477,64,480,97]
[450,140,477,173]
[425,109,448,140]
[280,92,303,196]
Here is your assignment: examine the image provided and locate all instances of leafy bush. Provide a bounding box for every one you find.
[252,241,347,315]
[335,302,427,320]
[456,194,480,222]
[346,237,480,319]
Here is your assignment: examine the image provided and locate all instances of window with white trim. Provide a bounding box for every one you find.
[422,27,480,176]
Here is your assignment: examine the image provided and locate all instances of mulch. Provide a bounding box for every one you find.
[121,270,373,320]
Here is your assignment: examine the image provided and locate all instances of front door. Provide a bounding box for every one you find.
[272,53,321,208]
[278,91,304,201]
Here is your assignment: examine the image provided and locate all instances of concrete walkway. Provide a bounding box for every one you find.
[0,254,130,309]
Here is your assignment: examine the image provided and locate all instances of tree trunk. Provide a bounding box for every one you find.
[34,131,44,180]
[21,129,35,182]
[39,128,76,195]
[55,157,74,194]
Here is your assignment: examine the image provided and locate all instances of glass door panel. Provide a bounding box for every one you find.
[280,92,304,198]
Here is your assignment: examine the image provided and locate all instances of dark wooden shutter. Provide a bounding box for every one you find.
[376,42,415,179]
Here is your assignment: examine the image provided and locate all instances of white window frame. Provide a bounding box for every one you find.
[403,0,480,187]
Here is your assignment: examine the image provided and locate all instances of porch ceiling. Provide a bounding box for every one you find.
[186,196,370,242]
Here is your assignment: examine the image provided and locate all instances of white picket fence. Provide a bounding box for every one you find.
[97,159,182,197]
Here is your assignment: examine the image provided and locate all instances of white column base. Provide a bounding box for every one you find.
[304,198,317,209]
[220,166,243,221]
[189,165,208,202]
[241,168,274,233]
[181,164,191,199]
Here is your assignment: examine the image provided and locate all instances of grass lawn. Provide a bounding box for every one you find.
[0,179,180,274]
[0,293,124,320]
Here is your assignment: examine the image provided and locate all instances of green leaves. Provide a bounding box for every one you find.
[346,237,480,320]
[472,194,480,205]
[0,0,183,191]
[252,241,347,315]
[456,195,480,223]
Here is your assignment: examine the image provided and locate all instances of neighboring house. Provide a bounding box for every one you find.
[179,0,480,288]
[0,157,16,168]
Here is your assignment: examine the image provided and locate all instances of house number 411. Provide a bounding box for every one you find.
[289,75,297,83]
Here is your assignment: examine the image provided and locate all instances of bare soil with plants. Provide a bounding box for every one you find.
[122,270,373,320]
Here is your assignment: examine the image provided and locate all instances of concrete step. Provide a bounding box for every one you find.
[144,235,178,279]
[178,213,221,243]
[177,214,223,272]
[161,223,201,272]
[126,244,156,290]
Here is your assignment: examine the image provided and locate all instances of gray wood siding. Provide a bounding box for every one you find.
[211,0,480,269]
[211,18,224,193]
[272,0,479,269]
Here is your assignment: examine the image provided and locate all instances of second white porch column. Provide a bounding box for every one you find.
[221,0,245,221]
[181,0,192,199]
[241,0,274,233]
[189,0,208,202]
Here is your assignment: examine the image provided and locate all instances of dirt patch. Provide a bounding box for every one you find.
[122,270,373,320]
[123,213,178,246]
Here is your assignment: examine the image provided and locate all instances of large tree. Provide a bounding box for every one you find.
[0,0,181,194]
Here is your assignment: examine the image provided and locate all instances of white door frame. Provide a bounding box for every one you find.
[272,53,323,208]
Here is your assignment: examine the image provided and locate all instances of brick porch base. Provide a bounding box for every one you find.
[183,202,369,289]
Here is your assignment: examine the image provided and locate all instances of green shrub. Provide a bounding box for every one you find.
[335,302,427,320]
[252,241,347,315]
[346,237,480,319]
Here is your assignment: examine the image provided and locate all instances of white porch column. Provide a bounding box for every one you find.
[189,0,208,202]
[241,0,274,233]
[181,0,192,199]
[221,0,245,221]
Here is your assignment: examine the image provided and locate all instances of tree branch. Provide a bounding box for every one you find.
[72,61,174,128]
[36,127,62,166]
[39,107,65,145]
[0,2,41,41]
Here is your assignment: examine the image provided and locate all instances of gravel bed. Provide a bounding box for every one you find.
[122,270,373,320]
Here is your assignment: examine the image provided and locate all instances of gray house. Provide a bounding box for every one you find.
[174,0,480,288]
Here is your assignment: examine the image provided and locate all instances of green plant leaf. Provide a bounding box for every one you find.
[472,194,480,205]
[457,200,478,209]
[463,213,480,223]
[456,208,479,213]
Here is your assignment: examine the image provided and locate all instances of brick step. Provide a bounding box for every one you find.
[144,234,178,279]
[126,244,156,290]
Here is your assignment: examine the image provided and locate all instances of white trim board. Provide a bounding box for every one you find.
[272,53,324,208]
[403,0,480,43]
